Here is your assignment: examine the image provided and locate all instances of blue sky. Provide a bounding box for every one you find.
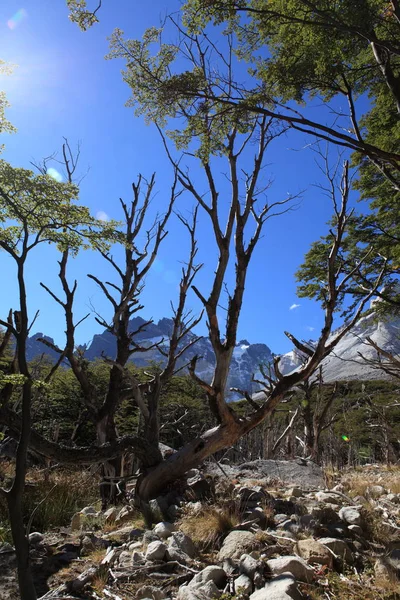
[0,0,362,354]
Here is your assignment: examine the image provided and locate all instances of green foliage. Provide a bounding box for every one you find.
[66,0,102,30]
[0,60,16,152]
[0,160,106,255]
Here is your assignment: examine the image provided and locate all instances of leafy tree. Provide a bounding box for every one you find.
[0,159,105,600]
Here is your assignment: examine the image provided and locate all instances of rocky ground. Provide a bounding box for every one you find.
[1,460,399,600]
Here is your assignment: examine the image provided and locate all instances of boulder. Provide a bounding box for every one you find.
[136,585,167,600]
[235,574,253,594]
[250,574,303,600]
[115,505,136,525]
[218,530,257,560]
[177,580,221,600]
[267,556,314,583]
[338,506,362,526]
[315,492,341,505]
[80,506,97,516]
[190,565,226,588]
[145,541,167,562]
[166,546,190,564]
[240,553,261,578]
[295,539,333,568]
[169,532,197,558]
[288,487,304,498]
[28,532,44,546]
[153,521,175,540]
[318,537,354,564]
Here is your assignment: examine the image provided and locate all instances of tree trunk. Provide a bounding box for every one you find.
[96,415,121,509]
[7,493,37,600]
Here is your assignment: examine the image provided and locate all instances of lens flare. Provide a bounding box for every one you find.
[341,435,350,442]
[7,9,27,30]
[46,168,63,182]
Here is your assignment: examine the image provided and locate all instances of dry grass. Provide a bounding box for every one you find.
[179,505,239,551]
[304,571,400,600]
[340,465,400,498]
[0,467,99,537]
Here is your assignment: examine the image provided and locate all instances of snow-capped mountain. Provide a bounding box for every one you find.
[26,317,274,398]
[278,307,400,382]
[25,303,400,394]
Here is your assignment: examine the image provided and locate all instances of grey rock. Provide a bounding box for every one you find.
[129,528,145,540]
[250,574,303,600]
[218,530,257,560]
[169,532,197,558]
[235,574,253,595]
[190,565,226,588]
[145,541,167,562]
[295,539,333,568]
[348,524,363,536]
[28,532,44,546]
[287,487,304,498]
[80,506,97,515]
[166,546,190,564]
[115,505,135,525]
[315,491,341,505]
[267,555,314,583]
[318,537,354,564]
[178,580,221,600]
[153,521,175,539]
[338,506,362,526]
[136,585,167,599]
[103,506,118,523]
[143,530,160,545]
[239,554,260,578]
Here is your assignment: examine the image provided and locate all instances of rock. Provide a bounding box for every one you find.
[250,574,303,600]
[315,491,341,505]
[235,574,253,595]
[101,547,118,566]
[169,532,197,558]
[295,539,333,568]
[338,506,362,526]
[309,505,339,524]
[145,540,167,562]
[187,473,212,500]
[318,537,354,564]
[153,521,175,539]
[132,550,145,564]
[348,524,363,536]
[287,487,304,498]
[166,546,190,564]
[80,506,97,516]
[136,585,167,599]
[387,493,400,504]
[245,506,268,528]
[115,505,135,525]
[267,556,314,583]
[178,580,221,600]
[103,506,118,523]
[299,514,317,530]
[143,530,161,546]
[118,550,132,566]
[28,532,44,546]
[239,554,261,578]
[70,512,82,531]
[190,565,227,588]
[218,530,257,560]
[129,528,145,540]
